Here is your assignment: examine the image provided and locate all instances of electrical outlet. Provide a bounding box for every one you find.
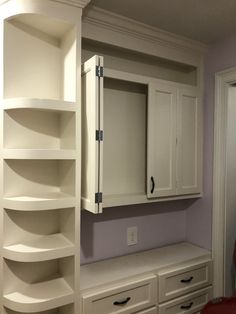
[127,226,138,246]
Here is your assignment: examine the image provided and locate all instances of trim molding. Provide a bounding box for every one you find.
[50,0,91,8]
[213,67,236,297]
[0,0,91,8]
[82,6,208,59]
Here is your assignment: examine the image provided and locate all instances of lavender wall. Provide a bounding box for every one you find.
[186,34,236,250]
[81,200,196,264]
[81,34,236,265]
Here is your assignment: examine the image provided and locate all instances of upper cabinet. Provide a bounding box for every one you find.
[81,55,202,213]
[147,83,202,198]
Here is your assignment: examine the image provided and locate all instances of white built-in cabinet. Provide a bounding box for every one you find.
[147,83,202,198]
[0,1,82,313]
[82,55,202,214]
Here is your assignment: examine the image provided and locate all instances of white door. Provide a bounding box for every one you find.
[176,87,202,195]
[147,82,177,198]
[81,55,103,214]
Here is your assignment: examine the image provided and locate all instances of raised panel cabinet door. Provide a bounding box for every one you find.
[176,87,202,195]
[81,55,104,213]
[147,82,177,198]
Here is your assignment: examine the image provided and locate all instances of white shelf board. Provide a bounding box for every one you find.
[3,234,75,262]
[3,278,74,313]
[3,193,76,211]
[2,98,77,112]
[3,149,76,160]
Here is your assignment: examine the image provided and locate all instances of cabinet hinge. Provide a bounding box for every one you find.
[96,130,103,141]
[96,65,104,77]
[95,192,103,204]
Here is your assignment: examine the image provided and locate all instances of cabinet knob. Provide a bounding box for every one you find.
[151,176,155,193]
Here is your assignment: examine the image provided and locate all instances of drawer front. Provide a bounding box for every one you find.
[158,261,212,302]
[135,307,158,314]
[158,286,212,314]
[81,275,157,314]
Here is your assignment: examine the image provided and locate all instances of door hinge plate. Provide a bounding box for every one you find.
[96,65,104,77]
[95,192,103,204]
[96,130,103,141]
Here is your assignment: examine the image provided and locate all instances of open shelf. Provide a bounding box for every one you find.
[3,149,76,160]
[3,234,74,262]
[3,278,74,313]
[4,107,75,150]
[4,160,75,210]
[3,304,74,314]
[3,194,75,211]
[4,257,74,313]
[3,208,75,262]
[4,16,77,101]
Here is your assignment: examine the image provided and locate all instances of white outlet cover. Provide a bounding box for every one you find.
[127,226,138,246]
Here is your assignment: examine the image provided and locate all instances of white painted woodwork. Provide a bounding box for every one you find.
[176,88,202,195]
[81,55,103,214]
[158,261,213,302]
[81,275,157,314]
[147,82,177,198]
[80,243,211,291]
[0,1,82,313]
[81,243,212,314]
[158,287,212,314]
[3,278,74,313]
[137,307,157,314]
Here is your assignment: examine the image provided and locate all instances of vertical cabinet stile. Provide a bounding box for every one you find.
[81,55,104,214]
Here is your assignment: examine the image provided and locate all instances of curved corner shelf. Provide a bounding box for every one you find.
[3,234,75,262]
[3,149,76,160]
[3,193,76,211]
[2,98,77,112]
[3,278,74,313]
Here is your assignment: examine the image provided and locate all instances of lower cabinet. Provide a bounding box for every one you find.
[80,244,212,314]
[81,275,157,314]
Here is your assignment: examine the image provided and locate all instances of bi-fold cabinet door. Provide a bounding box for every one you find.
[81,55,103,214]
[147,82,202,198]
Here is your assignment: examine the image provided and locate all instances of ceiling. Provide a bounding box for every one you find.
[89,0,236,44]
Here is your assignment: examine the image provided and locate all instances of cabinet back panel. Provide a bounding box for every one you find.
[103,78,146,197]
[4,21,61,99]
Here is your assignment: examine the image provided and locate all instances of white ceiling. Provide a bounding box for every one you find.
[90,0,236,44]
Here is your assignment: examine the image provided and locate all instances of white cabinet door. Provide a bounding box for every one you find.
[81,55,103,214]
[147,82,177,198]
[176,88,202,195]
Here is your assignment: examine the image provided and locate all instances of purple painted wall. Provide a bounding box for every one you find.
[81,34,236,265]
[186,34,236,250]
[81,200,195,264]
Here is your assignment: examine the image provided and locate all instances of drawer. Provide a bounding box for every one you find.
[81,275,157,314]
[158,261,212,302]
[136,307,158,314]
[158,286,212,314]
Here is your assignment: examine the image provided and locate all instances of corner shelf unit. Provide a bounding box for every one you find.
[0,1,82,313]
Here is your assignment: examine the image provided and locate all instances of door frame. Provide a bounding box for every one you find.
[213,66,236,296]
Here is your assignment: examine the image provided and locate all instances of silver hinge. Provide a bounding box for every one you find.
[96,130,103,141]
[95,192,103,204]
[96,65,104,77]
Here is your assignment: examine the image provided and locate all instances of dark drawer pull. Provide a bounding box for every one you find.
[180,276,193,283]
[180,302,193,310]
[113,297,131,306]
[151,176,155,194]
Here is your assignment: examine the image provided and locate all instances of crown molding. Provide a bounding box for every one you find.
[82,6,208,64]
[0,0,91,8]
[50,0,91,9]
